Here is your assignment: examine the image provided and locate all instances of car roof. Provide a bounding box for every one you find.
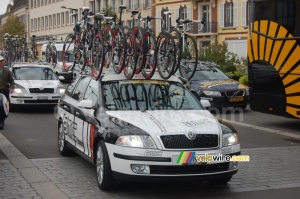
[11,62,53,69]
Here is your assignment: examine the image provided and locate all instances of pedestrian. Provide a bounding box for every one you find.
[0,55,14,129]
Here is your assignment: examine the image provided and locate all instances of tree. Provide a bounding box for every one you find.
[102,6,117,21]
[198,40,240,73]
[0,14,26,47]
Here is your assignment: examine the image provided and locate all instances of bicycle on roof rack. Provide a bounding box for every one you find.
[45,35,58,67]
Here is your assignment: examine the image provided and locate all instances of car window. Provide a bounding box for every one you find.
[191,66,229,81]
[83,78,99,107]
[65,76,80,96]
[71,76,91,101]
[13,67,57,80]
[103,80,203,111]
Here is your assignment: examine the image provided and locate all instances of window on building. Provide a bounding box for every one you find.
[145,0,150,8]
[241,1,249,26]
[49,15,52,27]
[180,6,188,20]
[53,14,56,27]
[57,13,60,26]
[38,18,40,30]
[31,0,33,8]
[89,1,95,12]
[127,0,132,10]
[34,18,37,30]
[41,0,44,6]
[224,2,233,27]
[61,12,64,25]
[112,0,116,11]
[41,17,44,29]
[31,19,34,31]
[45,16,48,28]
[66,11,69,25]
[37,0,40,6]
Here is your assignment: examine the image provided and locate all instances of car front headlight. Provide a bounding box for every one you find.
[115,135,157,149]
[13,87,27,94]
[57,87,66,94]
[223,133,239,147]
[203,90,221,96]
[245,89,249,95]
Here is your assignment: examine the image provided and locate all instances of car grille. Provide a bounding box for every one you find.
[160,134,218,149]
[24,100,59,104]
[29,88,54,93]
[150,162,230,175]
[225,90,244,97]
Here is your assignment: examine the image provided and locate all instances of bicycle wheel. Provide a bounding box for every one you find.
[91,33,104,80]
[135,84,148,111]
[62,34,76,71]
[133,27,145,74]
[148,84,168,110]
[170,27,182,74]
[46,44,52,63]
[179,34,198,80]
[52,46,57,67]
[120,84,136,110]
[141,31,156,79]
[103,26,113,68]
[111,27,126,74]
[123,31,137,80]
[168,82,185,110]
[156,32,176,79]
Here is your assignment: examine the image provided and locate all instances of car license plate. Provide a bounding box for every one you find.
[37,96,48,100]
[230,97,244,102]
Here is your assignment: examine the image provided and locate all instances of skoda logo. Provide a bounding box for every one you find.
[39,87,44,90]
[187,132,197,140]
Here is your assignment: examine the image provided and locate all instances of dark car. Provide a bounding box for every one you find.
[186,62,249,109]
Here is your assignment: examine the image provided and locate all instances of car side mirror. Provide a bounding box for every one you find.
[200,100,211,109]
[78,100,93,109]
[58,76,65,80]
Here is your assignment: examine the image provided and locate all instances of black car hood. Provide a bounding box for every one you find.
[189,79,248,91]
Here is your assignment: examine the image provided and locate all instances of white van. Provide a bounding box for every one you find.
[41,43,79,82]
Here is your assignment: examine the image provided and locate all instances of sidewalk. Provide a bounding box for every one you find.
[0,133,69,199]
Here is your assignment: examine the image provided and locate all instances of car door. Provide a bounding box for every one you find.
[60,77,80,147]
[71,76,92,153]
[80,78,100,158]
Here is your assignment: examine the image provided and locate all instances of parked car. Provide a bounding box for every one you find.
[55,72,241,190]
[10,63,66,110]
[185,62,249,109]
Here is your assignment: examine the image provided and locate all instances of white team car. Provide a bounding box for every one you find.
[10,63,66,110]
[55,72,241,190]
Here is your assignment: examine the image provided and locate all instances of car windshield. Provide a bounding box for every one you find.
[103,80,203,111]
[56,51,75,62]
[191,65,229,81]
[13,67,58,80]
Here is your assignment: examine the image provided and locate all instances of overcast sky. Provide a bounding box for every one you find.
[0,0,11,15]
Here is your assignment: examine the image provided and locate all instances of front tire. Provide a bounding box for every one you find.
[58,119,73,156]
[96,140,115,190]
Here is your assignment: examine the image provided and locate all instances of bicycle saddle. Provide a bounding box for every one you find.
[131,10,139,15]
[94,13,105,20]
[119,5,127,9]
[182,19,192,24]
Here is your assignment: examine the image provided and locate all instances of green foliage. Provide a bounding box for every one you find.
[239,75,249,86]
[0,14,25,44]
[102,6,117,21]
[198,41,241,73]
